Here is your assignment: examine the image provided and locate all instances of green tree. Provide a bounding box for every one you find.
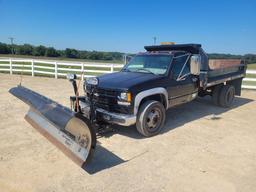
[243,54,256,64]
[33,45,47,56]
[0,43,11,54]
[16,44,33,55]
[45,47,59,57]
[65,48,79,58]
[57,50,65,57]
[88,51,102,60]
[102,52,113,60]
[79,51,89,59]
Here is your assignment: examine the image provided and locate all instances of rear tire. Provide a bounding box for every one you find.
[136,100,166,137]
[212,85,222,105]
[219,85,235,108]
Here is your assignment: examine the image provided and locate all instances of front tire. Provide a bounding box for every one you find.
[136,100,166,137]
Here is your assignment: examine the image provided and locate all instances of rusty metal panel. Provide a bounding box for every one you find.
[208,59,241,70]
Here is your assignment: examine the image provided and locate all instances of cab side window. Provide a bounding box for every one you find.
[171,54,190,80]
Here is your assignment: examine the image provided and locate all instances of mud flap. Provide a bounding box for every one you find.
[9,85,96,167]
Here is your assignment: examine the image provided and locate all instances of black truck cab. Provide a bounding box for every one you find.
[70,44,246,137]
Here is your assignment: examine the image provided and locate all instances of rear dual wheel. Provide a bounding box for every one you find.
[212,85,222,105]
[212,84,235,108]
[219,85,235,107]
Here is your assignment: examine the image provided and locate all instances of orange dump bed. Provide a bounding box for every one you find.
[208,59,242,70]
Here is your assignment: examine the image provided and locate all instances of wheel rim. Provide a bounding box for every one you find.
[145,108,162,132]
[226,88,235,104]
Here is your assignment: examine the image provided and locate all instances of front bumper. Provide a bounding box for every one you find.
[79,101,136,126]
[96,108,136,126]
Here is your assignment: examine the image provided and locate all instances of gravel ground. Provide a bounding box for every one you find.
[0,73,256,192]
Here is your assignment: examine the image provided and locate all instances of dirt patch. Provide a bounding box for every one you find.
[0,73,256,192]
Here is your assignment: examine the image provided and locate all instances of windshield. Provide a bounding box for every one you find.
[123,55,172,75]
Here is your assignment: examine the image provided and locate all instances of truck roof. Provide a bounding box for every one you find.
[144,44,202,54]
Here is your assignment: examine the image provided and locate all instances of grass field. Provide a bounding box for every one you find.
[243,63,256,87]
[247,63,256,70]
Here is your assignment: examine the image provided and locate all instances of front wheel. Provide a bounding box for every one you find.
[136,100,166,137]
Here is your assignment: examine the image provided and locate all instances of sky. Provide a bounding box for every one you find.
[0,0,255,54]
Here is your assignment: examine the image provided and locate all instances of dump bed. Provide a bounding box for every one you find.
[207,59,244,78]
[204,59,246,88]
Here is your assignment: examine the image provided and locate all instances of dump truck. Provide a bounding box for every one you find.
[9,44,247,167]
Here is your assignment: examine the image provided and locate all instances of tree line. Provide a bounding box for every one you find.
[0,42,124,61]
[207,53,256,64]
[0,42,255,63]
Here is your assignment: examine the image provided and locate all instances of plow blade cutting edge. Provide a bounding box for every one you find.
[9,85,96,167]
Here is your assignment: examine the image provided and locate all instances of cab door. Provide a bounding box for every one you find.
[167,54,198,107]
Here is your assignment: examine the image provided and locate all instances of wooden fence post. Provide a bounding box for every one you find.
[9,58,12,75]
[31,59,34,77]
[81,63,84,80]
[55,61,58,79]
[110,64,114,73]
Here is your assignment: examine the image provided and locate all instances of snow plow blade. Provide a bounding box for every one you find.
[9,85,96,167]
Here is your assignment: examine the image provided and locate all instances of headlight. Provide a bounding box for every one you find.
[86,77,98,85]
[119,92,132,102]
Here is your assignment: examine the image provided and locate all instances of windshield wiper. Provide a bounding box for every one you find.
[134,68,155,74]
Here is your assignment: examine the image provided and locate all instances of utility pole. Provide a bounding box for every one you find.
[153,37,157,45]
[8,37,15,54]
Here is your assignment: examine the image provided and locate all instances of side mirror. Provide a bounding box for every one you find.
[190,55,200,75]
[67,73,77,81]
